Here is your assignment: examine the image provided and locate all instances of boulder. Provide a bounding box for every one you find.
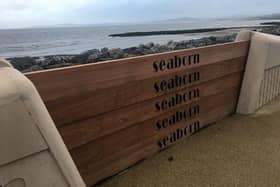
[9,57,37,71]
[22,65,44,73]
[108,48,125,59]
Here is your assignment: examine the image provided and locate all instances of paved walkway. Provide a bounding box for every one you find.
[97,96,280,187]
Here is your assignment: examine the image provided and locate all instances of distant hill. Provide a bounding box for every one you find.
[246,13,280,20]
[158,14,280,22]
[165,17,199,21]
[155,17,200,23]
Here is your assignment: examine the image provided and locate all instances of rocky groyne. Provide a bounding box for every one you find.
[109,28,228,37]
[109,26,275,37]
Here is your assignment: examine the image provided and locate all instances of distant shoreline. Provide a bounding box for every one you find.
[109,24,277,37]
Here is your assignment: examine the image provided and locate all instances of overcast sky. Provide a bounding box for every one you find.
[1,0,280,29]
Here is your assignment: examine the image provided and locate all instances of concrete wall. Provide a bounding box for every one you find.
[0,59,85,187]
[236,30,280,114]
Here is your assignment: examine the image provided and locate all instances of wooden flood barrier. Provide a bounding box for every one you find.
[25,41,250,186]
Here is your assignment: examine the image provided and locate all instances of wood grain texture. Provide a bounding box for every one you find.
[25,42,248,99]
[46,56,246,127]
[60,72,243,150]
[25,42,249,126]
[70,88,238,164]
[71,89,239,186]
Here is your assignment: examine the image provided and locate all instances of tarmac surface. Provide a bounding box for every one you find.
[97,96,280,187]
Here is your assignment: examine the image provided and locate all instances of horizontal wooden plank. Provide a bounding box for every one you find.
[49,56,246,126]
[60,72,243,150]
[72,91,238,186]
[26,41,249,104]
[83,140,157,186]
[70,87,239,181]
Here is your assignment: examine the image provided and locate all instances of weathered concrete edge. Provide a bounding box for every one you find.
[236,30,280,114]
[0,60,86,187]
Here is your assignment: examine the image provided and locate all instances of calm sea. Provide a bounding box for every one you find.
[0,19,278,58]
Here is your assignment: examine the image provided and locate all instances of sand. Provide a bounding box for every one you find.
[96,96,280,187]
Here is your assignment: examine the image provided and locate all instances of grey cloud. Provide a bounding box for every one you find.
[1,0,280,28]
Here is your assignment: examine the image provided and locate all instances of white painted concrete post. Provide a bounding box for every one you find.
[0,60,85,187]
[236,31,280,114]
